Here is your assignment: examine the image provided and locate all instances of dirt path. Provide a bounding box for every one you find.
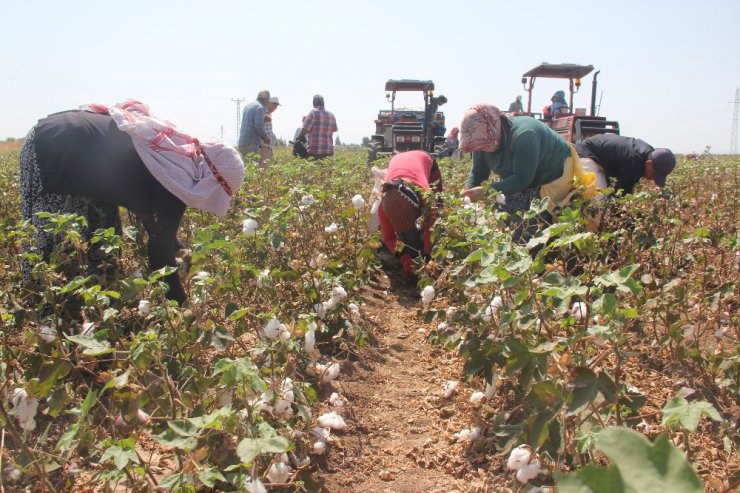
[317,269,498,493]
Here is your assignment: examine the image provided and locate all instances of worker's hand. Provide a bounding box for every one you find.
[461,187,485,203]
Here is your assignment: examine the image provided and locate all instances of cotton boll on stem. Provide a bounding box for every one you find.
[304,322,316,354]
[516,460,541,483]
[469,391,485,406]
[442,380,458,398]
[242,218,259,235]
[571,302,588,320]
[138,299,151,315]
[420,285,435,309]
[318,411,346,430]
[315,362,340,383]
[351,194,365,209]
[267,461,291,484]
[507,444,532,470]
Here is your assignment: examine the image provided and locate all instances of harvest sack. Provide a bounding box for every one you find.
[83,100,244,216]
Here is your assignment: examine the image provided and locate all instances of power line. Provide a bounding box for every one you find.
[731,87,739,155]
[231,98,245,142]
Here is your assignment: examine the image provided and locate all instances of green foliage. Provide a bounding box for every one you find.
[661,396,722,432]
[556,427,704,493]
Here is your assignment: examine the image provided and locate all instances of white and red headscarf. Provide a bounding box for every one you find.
[459,104,504,154]
[82,100,244,217]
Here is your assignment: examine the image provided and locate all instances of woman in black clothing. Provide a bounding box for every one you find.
[20,101,245,304]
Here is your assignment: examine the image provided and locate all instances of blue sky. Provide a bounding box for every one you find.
[2,0,739,153]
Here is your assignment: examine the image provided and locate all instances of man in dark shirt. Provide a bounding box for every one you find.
[575,134,676,194]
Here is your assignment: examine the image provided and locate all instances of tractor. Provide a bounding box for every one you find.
[368,79,446,162]
[518,63,620,143]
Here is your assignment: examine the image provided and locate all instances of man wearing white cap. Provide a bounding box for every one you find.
[260,96,281,166]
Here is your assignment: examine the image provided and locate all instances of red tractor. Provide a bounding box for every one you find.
[368,79,446,161]
[518,63,619,143]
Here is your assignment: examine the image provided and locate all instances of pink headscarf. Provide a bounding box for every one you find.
[82,100,244,217]
[459,104,503,153]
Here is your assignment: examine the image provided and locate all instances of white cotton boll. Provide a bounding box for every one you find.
[305,322,316,354]
[507,445,532,470]
[318,411,347,430]
[194,271,211,282]
[242,218,259,235]
[312,427,331,442]
[495,193,506,205]
[421,285,435,309]
[301,194,316,206]
[274,399,293,419]
[80,322,95,337]
[442,380,458,398]
[571,302,588,320]
[463,196,472,205]
[267,462,291,484]
[244,477,267,493]
[314,303,327,320]
[323,297,339,311]
[329,392,346,407]
[316,362,340,382]
[348,303,360,318]
[39,324,56,343]
[437,322,448,332]
[453,429,471,442]
[10,388,39,432]
[469,391,485,406]
[469,426,482,440]
[324,222,339,234]
[331,286,347,300]
[313,440,327,454]
[483,296,504,320]
[138,299,151,315]
[516,460,541,483]
[485,374,499,399]
[351,194,365,209]
[262,317,286,340]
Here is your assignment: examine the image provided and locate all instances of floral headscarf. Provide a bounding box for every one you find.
[459,104,503,153]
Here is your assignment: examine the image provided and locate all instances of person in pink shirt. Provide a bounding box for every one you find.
[378,150,443,277]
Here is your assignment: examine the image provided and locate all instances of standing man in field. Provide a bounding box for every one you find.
[297,95,338,159]
[259,96,281,166]
[575,134,676,195]
[238,90,272,156]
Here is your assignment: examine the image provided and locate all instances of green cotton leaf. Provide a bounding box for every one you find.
[65,334,113,356]
[101,445,140,471]
[235,438,261,464]
[198,467,226,488]
[555,464,625,493]
[595,427,704,493]
[153,428,198,451]
[56,422,81,453]
[227,308,250,321]
[102,371,130,392]
[148,265,178,282]
[568,367,599,413]
[58,276,91,295]
[29,359,72,398]
[661,397,723,432]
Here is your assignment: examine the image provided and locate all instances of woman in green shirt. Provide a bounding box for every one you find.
[460,104,573,214]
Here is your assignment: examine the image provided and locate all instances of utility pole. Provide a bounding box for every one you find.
[731,88,739,155]
[231,98,245,141]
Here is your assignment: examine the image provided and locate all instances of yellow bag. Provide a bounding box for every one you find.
[540,145,598,212]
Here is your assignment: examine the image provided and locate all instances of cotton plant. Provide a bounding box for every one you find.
[38,324,56,343]
[324,222,339,234]
[507,444,541,484]
[351,194,365,209]
[242,218,259,235]
[442,380,458,398]
[315,362,340,383]
[267,454,291,484]
[304,321,317,354]
[482,295,504,321]
[571,301,588,320]
[10,388,39,432]
[421,285,435,309]
[262,317,291,340]
[318,411,346,430]
[138,299,151,315]
[244,477,267,493]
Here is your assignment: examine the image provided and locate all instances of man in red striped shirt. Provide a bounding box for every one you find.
[297,95,338,159]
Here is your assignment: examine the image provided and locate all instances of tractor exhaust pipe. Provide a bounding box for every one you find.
[590,70,600,116]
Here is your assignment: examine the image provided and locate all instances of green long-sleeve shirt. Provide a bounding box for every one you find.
[466,116,571,193]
